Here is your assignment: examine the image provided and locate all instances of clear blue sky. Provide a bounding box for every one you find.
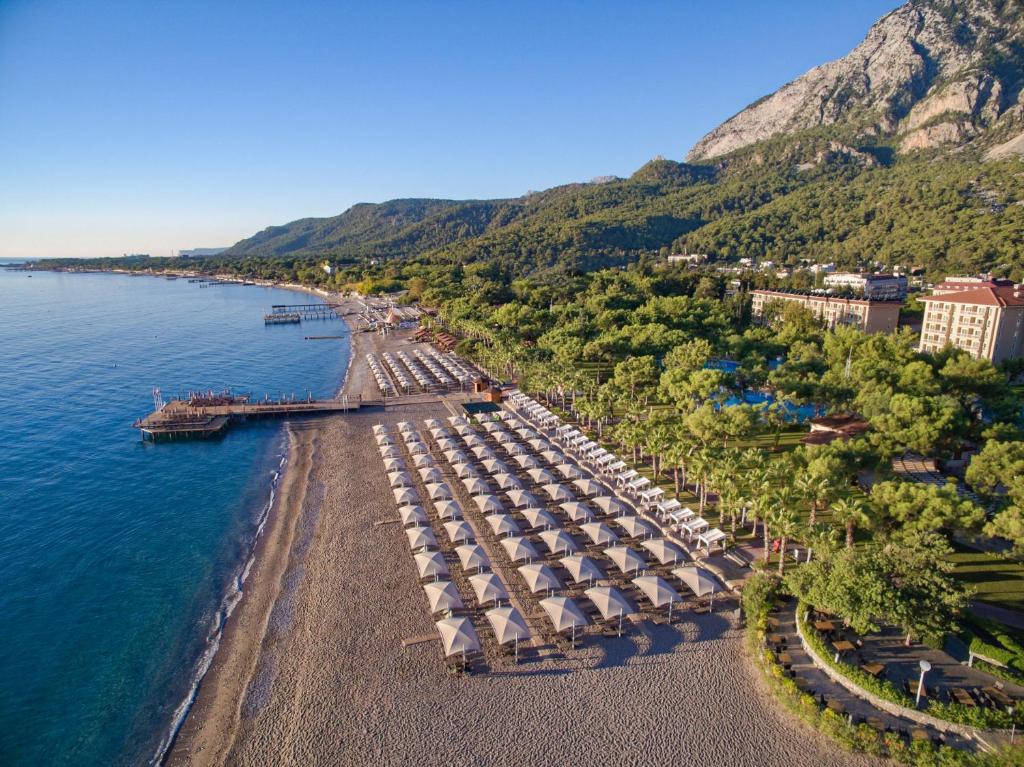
[0,0,902,258]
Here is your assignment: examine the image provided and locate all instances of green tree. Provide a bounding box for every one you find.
[870,480,985,534]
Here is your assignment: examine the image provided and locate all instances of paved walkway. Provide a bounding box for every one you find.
[769,601,977,751]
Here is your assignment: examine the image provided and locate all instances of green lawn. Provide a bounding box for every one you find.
[948,544,1024,611]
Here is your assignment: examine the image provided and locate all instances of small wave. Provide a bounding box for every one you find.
[150,435,290,765]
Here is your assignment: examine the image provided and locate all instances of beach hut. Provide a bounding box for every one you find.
[592,496,627,517]
[572,479,605,497]
[641,538,687,566]
[435,617,480,664]
[414,551,449,581]
[632,575,682,619]
[539,596,588,644]
[580,522,619,547]
[388,471,413,488]
[425,482,453,501]
[462,477,491,495]
[604,545,647,576]
[423,580,464,614]
[398,505,427,526]
[501,536,539,563]
[434,499,462,520]
[473,495,504,514]
[614,516,656,540]
[455,544,490,573]
[492,473,524,491]
[393,487,419,505]
[506,490,540,509]
[559,554,604,585]
[521,508,558,531]
[486,513,520,538]
[405,526,437,552]
[526,468,556,485]
[469,572,508,607]
[419,467,445,484]
[541,484,573,502]
[539,529,579,556]
[485,606,529,661]
[584,586,631,635]
[443,520,475,545]
[560,502,595,523]
[672,566,718,607]
[518,563,561,596]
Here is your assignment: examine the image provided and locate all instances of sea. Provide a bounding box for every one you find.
[0,266,350,766]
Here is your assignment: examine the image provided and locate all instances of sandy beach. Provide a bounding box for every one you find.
[169,307,880,767]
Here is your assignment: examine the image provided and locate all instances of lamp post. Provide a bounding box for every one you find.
[1010,707,1016,744]
[916,659,932,707]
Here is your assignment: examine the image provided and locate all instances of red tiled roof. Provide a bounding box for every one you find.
[921,286,1024,307]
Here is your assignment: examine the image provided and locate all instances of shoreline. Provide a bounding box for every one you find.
[165,296,361,765]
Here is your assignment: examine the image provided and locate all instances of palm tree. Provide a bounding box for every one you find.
[796,474,829,527]
[830,497,871,548]
[766,486,798,564]
[770,509,799,576]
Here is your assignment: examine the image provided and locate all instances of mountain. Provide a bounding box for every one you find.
[688,0,1024,161]
[193,1,1024,281]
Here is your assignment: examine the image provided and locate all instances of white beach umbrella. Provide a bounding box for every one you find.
[434,499,463,520]
[593,496,628,516]
[585,585,632,634]
[473,495,504,514]
[486,513,521,538]
[527,468,556,484]
[393,487,419,505]
[513,454,542,469]
[463,433,485,447]
[388,470,413,488]
[447,415,468,426]
[559,554,604,585]
[435,616,480,663]
[539,529,580,556]
[482,420,502,433]
[451,462,476,479]
[425,482,453,501]
[414,551,449,581]
[419,467,445,484]
[429,427,450,439]
[492,473,524,491]
[604,545,647,575]
[396,420,414,432]
[485,606,529,661]
[572,479,606,497]
[406,441,428,455]
[424,418,443,429]
[481,459,510,475]
[493,431,515,444]
[580,522,619,547]
[373,424,390,436]
[443,449,468,464]
[555,463,584,480]
[405,525,437,551]
[454,423,473,435]
[539,596,588,644]
[507,489,540,509]
[399,505,427,526]
[614,516,656,540]
[469,572,508,606]
[501,536,539,563]
[412,452,436,468]
[423,580,464,614]
[472,445,498,461]
[632,575,683,619]
[462,477,491,495]
[541,483,574,502]
[526,436,549,450]
[443,520,475,545]
[375,434,395,446]
[641,538,687,566]
[379,445,401,459]
[542,450,567,465]
[672,566,718,606]
[455,544,490,572]
[518,562,561,595]
[382,457,405,472]
[521,508,558,530]
[560,502,595,523]
[436,437,459,451]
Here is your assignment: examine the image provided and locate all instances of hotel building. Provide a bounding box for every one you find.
[750,289,901,333]
[918,281,1024,362]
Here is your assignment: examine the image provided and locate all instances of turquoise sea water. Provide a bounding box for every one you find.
[0,269,349,766]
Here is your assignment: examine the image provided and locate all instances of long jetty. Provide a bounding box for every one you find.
[134,393,375,441]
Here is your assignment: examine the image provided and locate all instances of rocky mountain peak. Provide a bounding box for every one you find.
[687,0,1024,162]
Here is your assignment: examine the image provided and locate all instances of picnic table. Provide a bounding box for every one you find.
[814,620,836,632]
[861,662,885,678]
[905,680,927,700]
[766,616,780,630]
[794,677,812,691]
[832,640,855,653]
[826,698,846,715]
[910,728,930,742]
[984,686,1013,708]
[865,716,886,732]
[766,633,786,646]
[952,688,976,707]
[777,651,793,667]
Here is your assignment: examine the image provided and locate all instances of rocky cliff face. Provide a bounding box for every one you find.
[687,0,1024,161]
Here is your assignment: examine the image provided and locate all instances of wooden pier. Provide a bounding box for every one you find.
[270,303,343,320]
[135,393,364,441]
